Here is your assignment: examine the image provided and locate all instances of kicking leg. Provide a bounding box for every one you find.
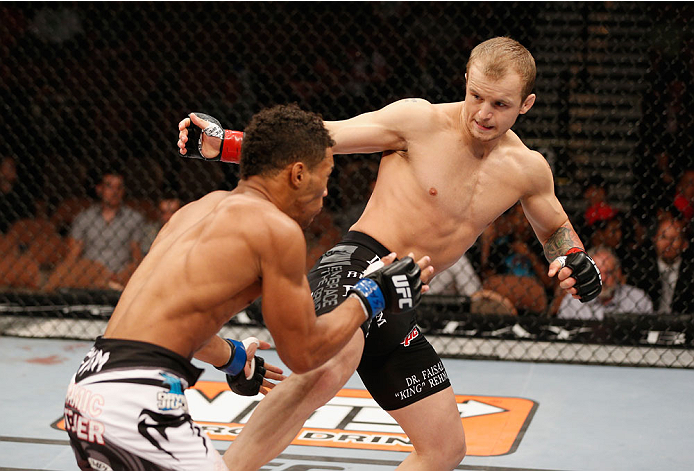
[222,330,364,470]
[390,386,466,470]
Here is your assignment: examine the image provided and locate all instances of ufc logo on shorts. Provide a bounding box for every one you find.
[392,275,413,309]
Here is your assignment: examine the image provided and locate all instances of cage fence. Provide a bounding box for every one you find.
[1,2,693,367]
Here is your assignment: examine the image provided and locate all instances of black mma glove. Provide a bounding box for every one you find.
[226,356,266,396]
[215,338,267,396]
[181,112,243,163]
[556,249,602,303]
[348,256,422,320]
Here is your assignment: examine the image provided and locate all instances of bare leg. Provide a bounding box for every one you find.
[389,387,466,470]
[223,331,364,470]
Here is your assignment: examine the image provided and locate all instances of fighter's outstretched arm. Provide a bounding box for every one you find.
[177,99,433,159]
[324,98,432,154]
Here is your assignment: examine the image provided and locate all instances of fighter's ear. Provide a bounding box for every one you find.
[520,94,536,115]
[290,162,306,188]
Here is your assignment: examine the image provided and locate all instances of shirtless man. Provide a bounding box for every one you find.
[178,37,602,470]
[64,104,431,471]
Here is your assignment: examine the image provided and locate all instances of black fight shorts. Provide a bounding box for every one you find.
[308,231,451,411]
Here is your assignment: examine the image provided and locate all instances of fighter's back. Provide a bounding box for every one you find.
[104,189,284,358]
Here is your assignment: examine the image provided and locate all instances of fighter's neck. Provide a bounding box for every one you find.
[235,176,291,213]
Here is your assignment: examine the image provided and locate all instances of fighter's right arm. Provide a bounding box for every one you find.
[259,221,369,374]
[260,218,428,374]
[325,98,432,155]
[177,100,434,160]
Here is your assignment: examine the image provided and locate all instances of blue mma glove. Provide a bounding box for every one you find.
[216,337,267,396]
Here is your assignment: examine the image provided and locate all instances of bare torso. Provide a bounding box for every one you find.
[104,190,272,358]
[351,102,545,272]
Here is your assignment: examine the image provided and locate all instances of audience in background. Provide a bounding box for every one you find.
[572,175,619,243]
[673,168,694,222]
[627,215,694,314]
[582,176,618,227]
[65,172,145,288]
[0,155,35,233]
[479,203,552,314]
[633,148,680,221]
[427,254,482,297]
[557,246,653,320]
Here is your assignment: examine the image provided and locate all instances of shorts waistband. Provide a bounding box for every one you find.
[340,231,392,258]
[80,336,204,386]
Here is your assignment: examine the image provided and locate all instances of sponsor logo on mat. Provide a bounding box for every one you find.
[53,382,537,456]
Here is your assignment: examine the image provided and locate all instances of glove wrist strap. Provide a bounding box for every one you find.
[221,130,243,164]
[216,339,247,376]
[349,278,384,320]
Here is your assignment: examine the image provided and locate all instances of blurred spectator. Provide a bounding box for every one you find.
[589,214,623,252]
[427,254,482,297]
[633,146,678,222]
[582,176,618,227]
[65,172,145,288]
[141,196,183,254]
[587,212,645,273]
[629,216,694,314]
[480,203,553,288]
[479,203,552,314]
[0,155,35,233]
[573,175,619,242]
[557,246,653,320]
[673,168,694,222]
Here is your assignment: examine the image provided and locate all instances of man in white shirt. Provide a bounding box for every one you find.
[427,254,482,296]
[558,246,653,320]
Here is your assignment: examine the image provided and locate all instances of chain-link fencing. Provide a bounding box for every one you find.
[1,2,693,367]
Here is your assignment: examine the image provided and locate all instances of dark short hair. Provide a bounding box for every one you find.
[240,104,335,179]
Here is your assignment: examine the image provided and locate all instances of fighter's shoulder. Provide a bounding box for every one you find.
[217,195,300,237]
[385,98,438,121]
[504,131,550,173]
[385,99,458,132]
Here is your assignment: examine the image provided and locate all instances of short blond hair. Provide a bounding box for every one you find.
[466,37,536,100]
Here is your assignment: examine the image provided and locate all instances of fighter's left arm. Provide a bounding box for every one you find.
[194,335,285,396]
[520,153,601,302]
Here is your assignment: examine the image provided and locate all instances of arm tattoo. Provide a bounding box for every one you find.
[543,223,584,262]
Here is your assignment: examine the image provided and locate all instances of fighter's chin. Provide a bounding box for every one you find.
[300,213,319,229]
[469,123,499,142]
